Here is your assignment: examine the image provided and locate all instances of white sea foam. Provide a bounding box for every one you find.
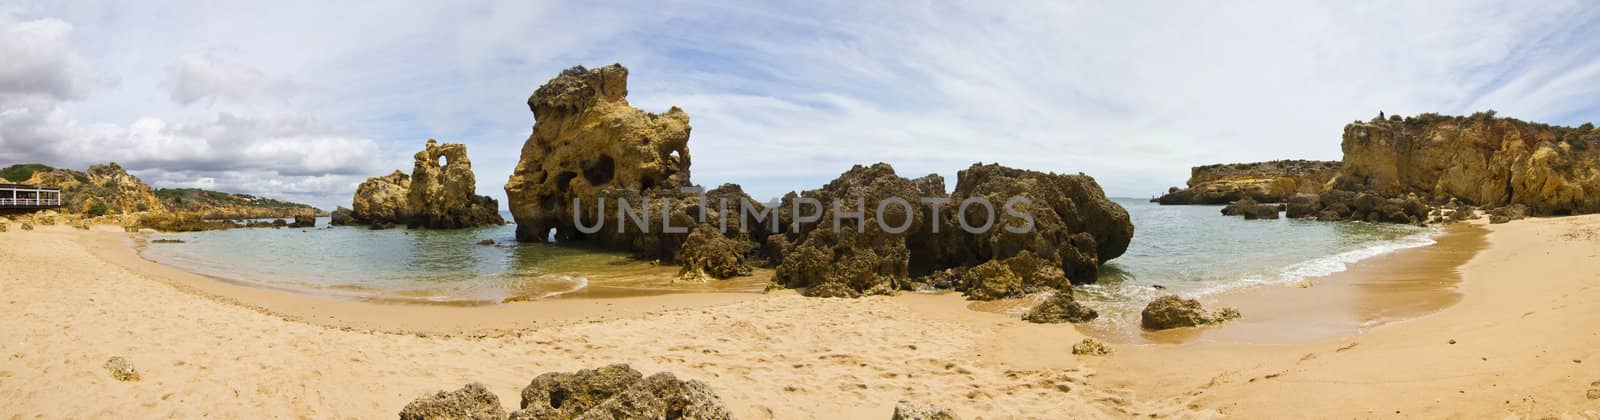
[1192,228,1441,297]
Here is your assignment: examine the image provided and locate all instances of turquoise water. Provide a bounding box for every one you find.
[1080,198,1436,331]
[140,201,1435,316]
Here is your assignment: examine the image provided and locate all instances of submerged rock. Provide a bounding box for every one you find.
[1140,295,1240,330]
[399,382,506,420]
[1023,291,1098,323]
[892,399,960,420]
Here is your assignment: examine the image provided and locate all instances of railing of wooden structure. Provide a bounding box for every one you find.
[0,184,63,208]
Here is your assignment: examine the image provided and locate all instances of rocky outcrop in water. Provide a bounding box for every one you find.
[1158,160,1340,204]
[407,140,506,228]
[498,64,1131,298]
[352,170,411,224]
[1140,295,1240,330]
[1220,197,1281,220]
[346,140,504,228]
[505,64,693,243]
[1334,112,1600,216]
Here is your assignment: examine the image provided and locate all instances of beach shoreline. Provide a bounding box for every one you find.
[3,216,1598,418]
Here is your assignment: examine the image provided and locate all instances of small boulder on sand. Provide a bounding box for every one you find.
[399,382,505,420]
[892,399,960,420]
[1022,292,1098,323]
[20,222,34,231]
[511,364,732,419]
[1140,295,1241,330]
[104,356,140,382]
[1071,338,1113,356]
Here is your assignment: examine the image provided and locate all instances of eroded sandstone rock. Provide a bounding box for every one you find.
[505,64,692,243]
[352,170,411,223]
[399,382,506,420]
[1140,295,1240,330]
[510,365,732,420]
[347,140,504,228]
[518,364,644,418]
[103,356,139,382]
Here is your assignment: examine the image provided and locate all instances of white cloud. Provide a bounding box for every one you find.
[3,1,1598,208]
[162,54,278,105]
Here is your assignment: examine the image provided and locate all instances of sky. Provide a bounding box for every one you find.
[2,1,1598,210]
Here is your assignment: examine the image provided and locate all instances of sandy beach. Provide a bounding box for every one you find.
[3,216,1599,418]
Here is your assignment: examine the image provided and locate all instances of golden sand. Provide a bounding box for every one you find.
[2,216,1598,418]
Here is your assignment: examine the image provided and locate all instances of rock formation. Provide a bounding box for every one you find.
[1334,112,1600,216]
[505,64,693,243]
[1023,290,1099,323]
[1140,295,1240,330]
[346,140,505,228]
[399,383,506,420]
[499,64,1132,298]
[351,170,411,223]
[6,162,166,215]
[1220,197,1281,220]
[1158,160,1340,204]
[511,364,732,420]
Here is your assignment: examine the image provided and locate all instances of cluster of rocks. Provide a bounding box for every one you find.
[1140,295,1240,330]
[500,64,1134,311]
[1220,197,1283,220]
[398,364,732,420]
[336,139,506,229]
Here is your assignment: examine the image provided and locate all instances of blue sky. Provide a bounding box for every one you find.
[2,1,1598,210]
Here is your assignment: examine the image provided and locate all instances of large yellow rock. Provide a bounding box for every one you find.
[504,64,692,242]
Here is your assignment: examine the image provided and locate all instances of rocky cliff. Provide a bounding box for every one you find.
[343,140,504,228]
[4,163,166,215]
[156,188,323,219]
[1157,160,1340,204]
[1332,112,1600,215]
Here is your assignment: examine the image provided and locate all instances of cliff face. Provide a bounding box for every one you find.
[1157,160,1340,204]
[157,188,322,219]
[345,140,504,228]
[503,64,692,242]
[7,162,167,216]
[1333,113,1600,215]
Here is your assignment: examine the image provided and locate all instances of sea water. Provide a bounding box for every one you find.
[1080,198,1437,331]
[140,201,1436,317]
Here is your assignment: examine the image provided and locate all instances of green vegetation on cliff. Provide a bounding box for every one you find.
[157,188,324,219]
